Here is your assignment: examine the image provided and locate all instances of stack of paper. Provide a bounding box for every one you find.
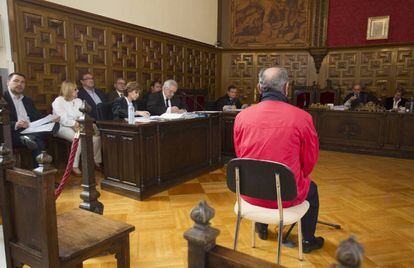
[21,114,56,134]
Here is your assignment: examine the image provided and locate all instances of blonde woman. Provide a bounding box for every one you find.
[52,81,102,175]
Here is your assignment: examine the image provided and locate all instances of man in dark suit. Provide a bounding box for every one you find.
[5,72,59,162]
[138,80,162,110]
[107,77,126,103]
[216,85,242,111]
[343,84,374,108]
[147,80,187,115]
[384,89,407,110]
[77,72,107,120]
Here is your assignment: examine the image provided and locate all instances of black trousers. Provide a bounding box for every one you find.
[12,123,60,166]
[257,181,319,241]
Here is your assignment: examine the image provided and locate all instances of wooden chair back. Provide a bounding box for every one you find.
[0,150,60,267]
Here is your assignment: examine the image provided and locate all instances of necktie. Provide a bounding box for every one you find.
[165,98,170,108]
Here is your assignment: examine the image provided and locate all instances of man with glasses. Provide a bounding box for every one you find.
[108,78,127,102]
[147,79,187,115]
[77,72,107,119]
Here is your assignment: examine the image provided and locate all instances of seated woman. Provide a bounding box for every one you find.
[112,81,150,119]
[52,81,102,175]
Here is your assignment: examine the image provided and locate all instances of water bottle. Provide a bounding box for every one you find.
[128,102,135,124]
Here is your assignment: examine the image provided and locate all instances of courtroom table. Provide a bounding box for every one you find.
[221,109,414,159]
[97,114,222,200]
[308,109,414,159]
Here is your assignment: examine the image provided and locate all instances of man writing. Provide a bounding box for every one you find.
[4,72,59,164]
[233,67,324,253]
[147,80,187,115]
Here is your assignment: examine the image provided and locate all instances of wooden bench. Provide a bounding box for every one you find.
[0,148,135,267]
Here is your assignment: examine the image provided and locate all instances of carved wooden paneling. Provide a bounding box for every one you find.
[223,52,311,103]
[326,46,414,98]
[11,0,217,112]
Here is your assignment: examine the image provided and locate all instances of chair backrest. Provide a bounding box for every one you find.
[205,100,218,111]
[226,158,297,202]
[0,153,60,267]
[96,102,113,120]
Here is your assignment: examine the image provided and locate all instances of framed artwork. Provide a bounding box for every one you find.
[366,16,390,40]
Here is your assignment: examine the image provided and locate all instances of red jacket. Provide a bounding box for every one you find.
[233,100,319,208]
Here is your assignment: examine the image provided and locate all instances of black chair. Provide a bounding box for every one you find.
[96,102,113,120]
[204,100,218,111]
[226,158,310,265]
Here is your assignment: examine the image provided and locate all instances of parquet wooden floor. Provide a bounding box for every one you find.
[54,150,414,267]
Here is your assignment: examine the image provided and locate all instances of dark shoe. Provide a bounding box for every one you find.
[255,223,268,240]
[20,135,38,150]
[303,237,324,253]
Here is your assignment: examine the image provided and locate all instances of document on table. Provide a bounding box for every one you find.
[21,114,55,134]
[159,113,185,120]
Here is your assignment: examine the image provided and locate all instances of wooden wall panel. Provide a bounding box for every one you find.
[221,51,316,103]
[324,46,414,99]
[9,0,218,112]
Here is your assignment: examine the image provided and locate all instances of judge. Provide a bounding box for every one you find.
[343,84,367,107]
[147,80,187,115]
[112,81,150,119]
[384,89,406,110]
[216,85,242,111]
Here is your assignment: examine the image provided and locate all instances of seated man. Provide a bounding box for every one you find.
[216,85,242,111]
[77,72,107,120]
[147,80,187,115]
[107,77,126,103]
[233,67,324,253]
[384,89,406,110]
[343,84,369,107]
[4,72,59,164]
[139,80,162,110]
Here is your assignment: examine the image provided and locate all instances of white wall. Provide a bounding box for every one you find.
[0,0,14,90]
[46,0,218,45]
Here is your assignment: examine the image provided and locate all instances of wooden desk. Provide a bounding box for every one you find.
[221,109,414,159]
[309,109,414,159]
[97,114,222,200]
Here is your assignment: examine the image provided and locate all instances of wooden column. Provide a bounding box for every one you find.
[0,98,13,150]
[78,104,104,214]
[183,200,220,268]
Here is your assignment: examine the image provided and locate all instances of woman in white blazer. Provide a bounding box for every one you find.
[52,81,102,175]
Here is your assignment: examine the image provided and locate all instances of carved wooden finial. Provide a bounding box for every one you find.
[33,151,55,174]
[0,143,11,157]
[336,236,364,268]
[190,200,215,227]
[79,100,92,115]
[0,143,14,168]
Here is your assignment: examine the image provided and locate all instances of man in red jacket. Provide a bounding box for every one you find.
[233,67,324,253]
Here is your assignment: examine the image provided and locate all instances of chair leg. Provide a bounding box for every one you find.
[251,221,256,248]
[233,212,242,251]
[276,220,283,265]
[297,220,303,261]
[115,236,130,268]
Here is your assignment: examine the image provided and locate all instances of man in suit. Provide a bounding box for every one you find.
[77,72,107,120]
[343,84,374,108]
[107,78,126,103]
[147,80,187,115]
[139,80,162,110]
[216,85,242,111]
[384,89,407,110]
[5,72,59,162]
